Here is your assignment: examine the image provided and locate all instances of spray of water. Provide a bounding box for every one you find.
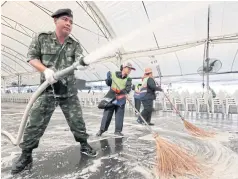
[84,2,218,65]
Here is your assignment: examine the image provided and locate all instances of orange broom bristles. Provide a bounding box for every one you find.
[112,79,209,177]
[163,92,215,138]
[183,120,215,137]
[154,134,207,179]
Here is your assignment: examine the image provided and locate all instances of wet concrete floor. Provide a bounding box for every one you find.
[1,103,238,179]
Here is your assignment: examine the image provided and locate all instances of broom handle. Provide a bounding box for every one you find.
[125,96,156,134]
[111,77,156,135]
[163,92,184,120]
[153,64,184,120]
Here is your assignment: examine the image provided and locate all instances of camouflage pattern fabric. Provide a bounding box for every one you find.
[19,94,89,150]
[19,31,88,151]
[27,31,84,98]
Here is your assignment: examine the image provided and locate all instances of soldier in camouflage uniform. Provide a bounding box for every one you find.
[11,8,97,175]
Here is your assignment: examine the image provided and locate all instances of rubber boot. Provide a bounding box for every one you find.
[11,151,33,175]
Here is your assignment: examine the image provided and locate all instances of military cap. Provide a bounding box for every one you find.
[51,8,73,18]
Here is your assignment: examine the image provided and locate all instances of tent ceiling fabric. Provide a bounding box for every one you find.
[1,1,238,83]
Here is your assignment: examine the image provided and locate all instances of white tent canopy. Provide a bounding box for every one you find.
[1,1,238,85]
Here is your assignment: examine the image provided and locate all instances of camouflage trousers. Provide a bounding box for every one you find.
[19,94,89,151]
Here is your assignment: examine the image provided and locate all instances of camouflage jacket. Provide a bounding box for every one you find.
[27,31,84,97]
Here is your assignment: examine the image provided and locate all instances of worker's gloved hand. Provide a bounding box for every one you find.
[43,68,57,84]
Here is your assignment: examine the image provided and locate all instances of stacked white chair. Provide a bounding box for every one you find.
[173,98,184,111]
[211,98,224,115]
[225,98,238,116]
[185,98,196,113]
[196,98,210,115]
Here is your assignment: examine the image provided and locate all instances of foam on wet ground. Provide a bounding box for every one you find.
[1,103,238,179]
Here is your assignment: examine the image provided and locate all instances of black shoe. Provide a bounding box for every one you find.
[11,152,33,175]
[148,123,154,126]
[96,130,104,137]
[80,143,97,157]
[136,119,144,124]
[114,132,124,136]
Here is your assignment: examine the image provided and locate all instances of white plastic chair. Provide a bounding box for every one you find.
[211,98,224,114]
[174,98,184,111]
[225,98,238,116]
[185,98,196,112]
[196,98,210,114]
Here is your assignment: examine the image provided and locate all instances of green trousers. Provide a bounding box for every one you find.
[19,94,89,151]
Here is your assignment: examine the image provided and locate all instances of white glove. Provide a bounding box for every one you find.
[43,68,57,84]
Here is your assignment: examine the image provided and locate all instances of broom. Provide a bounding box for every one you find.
[154,63,214,138]
[163,92,215,137]
[111,77,205,178]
